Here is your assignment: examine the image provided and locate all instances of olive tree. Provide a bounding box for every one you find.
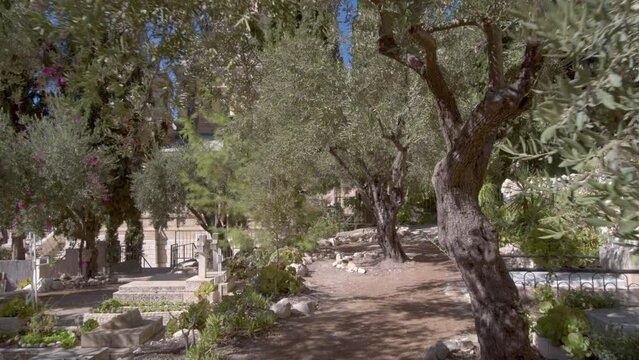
[243,9,441,261]
[369,1,545,358]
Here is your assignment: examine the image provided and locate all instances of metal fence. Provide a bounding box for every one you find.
[503,254,639,295]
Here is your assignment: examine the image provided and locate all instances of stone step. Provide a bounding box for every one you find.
[115,281,187,294]
[113,291,190,302]
[31,347,109,360]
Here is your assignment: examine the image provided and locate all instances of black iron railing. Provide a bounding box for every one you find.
[170,242,197,267]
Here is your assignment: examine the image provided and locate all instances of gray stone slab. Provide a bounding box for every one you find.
[81,318,163,348]
[31,347,109,360]
[0,317,27,333]
[586,307,639,335]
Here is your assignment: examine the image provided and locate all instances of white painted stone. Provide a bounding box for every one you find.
[289,263,308,277]
[270,298,292,319]
[346,261,358,273]
[291,300,316,316]
[357,268,367,274]
[173,329,200,344]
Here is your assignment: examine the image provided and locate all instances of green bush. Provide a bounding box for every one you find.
[178,300,213,332]
[223,254,257,283]
[590,329,639,360]
[16,278,30,290]
[195,283,215,301]
[304,213,344,246]
[187,289,275,359]
[90,299,189,313]
[255,263,300,298]
[29,313,57,336]
[0,297,43,318]
[225,228,254,253]
[20,329,76,349]
[165,318,179,337]
[268,246,302,267]
[536,304,591,359]
[79,319,99,335]
[558,290,619,310]
[533,285,556,314]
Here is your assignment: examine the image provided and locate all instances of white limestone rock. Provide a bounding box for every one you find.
[270,298,292,319]
[291,300,316,316]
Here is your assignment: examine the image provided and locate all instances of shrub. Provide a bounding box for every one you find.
[195,283,215,301]
[29,313,57,336]
[225,228,254,253]
[536,304,591,359]
[268,246,302,267]
[590,329,639,360]
[187,289,275,359]
[20,329,76,349]
[90,299,189,313]
[558,290,619,310]
[0,297,43,318]
[165,318,179,337]
[255,263,300,297]
[16,278,30,290]
[223,254,257,283]
[533,285,556,314]
[79,319,99,335]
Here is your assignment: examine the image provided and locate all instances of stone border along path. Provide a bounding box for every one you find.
[226,226,475,360]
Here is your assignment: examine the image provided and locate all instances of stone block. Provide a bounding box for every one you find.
[101,309,144,330]
[31,347,109,360]
[81,318,163,348]
[0,317,27,333]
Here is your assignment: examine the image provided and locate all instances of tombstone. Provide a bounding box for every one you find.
[197,235,210,280]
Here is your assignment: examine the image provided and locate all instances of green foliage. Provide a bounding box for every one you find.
[268,246,302,267]
[79,319,99,336]
[533,285,556,314]
[255,263,301,298]
[511,1,639,241]
[483,178,603,267]
[16,278,30,290]
[90,299,189,313]
[0,297,42,319]
[302,212,345,250]
[195,283,215,301]
[131,150,189,230]
[179,300,213,332]
[187,289,275,359]
[590,329,639,360]
[224,228,254,253]
[20,330,76,349]
[536,304,590,356]
[558,290,619,310]
[165,318,179,338]
[29,313,57,336]
[223,254,257,283]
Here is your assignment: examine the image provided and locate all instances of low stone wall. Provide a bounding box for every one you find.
[84,310,186,326]
[0,261,31,291]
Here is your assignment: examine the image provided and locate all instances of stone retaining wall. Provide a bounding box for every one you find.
[84,310,185,326]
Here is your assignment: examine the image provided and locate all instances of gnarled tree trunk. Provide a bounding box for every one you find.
[433,139,535,359]
[369,182,408,262]
[373,2,544,357]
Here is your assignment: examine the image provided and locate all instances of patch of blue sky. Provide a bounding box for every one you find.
[337,0,357,70]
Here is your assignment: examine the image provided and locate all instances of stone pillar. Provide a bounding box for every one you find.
[197,235,210,280]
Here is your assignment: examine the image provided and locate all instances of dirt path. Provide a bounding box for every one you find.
[228,227,474,360]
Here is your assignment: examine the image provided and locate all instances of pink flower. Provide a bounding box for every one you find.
[84,156,98,167]
[43,67,54,77]
[10,223,16,230]
[17,201,25,210]
[23,190,32,198]
[34,154,44,163]
[56,65,63,73]
[56,76,65,87]
[101,195,110,204]
[73,114,81,121]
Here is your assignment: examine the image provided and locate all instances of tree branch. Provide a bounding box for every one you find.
[483,21,504,89]
[328,147,372,206]
[187,206,209,231]
[424,18,480,33]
